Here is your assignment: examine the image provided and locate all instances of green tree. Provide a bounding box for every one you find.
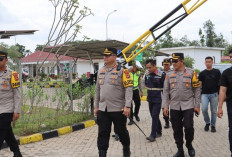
[16,43,31,57]
[0,42,21,71]
[203,20,217,47]
[199,28,205,46]
[184,56,195,69]
[158,30,174,48]
[224,44,232,56]
[199,20,228,48]
[214,33,228,48]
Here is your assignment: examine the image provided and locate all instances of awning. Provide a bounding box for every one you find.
[44,40,169,60]
[0,30,38,39]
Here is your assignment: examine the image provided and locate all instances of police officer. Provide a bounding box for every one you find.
[0,51,22,157]
[162,53,201,157]
[128,61,143,125]
[162,58,172,129]
[94,47,133,157]
[145,59,165,142]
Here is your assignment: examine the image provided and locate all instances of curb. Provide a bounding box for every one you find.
[141,96,147,101]
[1,118,97,149]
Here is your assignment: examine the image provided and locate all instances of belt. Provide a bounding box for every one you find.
[146,87,163,91]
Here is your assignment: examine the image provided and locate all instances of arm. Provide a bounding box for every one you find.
[162,75,170,109]
[162,75,170,116]
[125,86,133,108]
[13,87,21,121]
[217,86,227,118]
[138,73,143,97]
[199,81,202,88]
[94,74,100,116]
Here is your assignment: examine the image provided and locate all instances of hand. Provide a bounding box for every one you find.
[194,108,200,115]
[140,92,143,97]
[163,108,169,117]
[94,108,99,117]
[123,107,130,118]
[13,113,20,121]
[217,108,223,118]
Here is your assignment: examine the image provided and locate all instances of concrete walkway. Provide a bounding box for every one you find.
[0,101,231,157]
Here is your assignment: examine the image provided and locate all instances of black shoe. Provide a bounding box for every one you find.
[146,136,156,142]
[99,150,107,157]
[114,134,120,141]
[173,148,184,157]
[164,121,170,129]
[13,151,23,157]
[156,133,162,138]
[186,144,195,157]
[204,123,210,131]
[128,120,134,125]
[211,126,216,133]
[123,145,131,157]
[135,115,140,121]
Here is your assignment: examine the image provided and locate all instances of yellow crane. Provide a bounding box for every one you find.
[119,0,207,63]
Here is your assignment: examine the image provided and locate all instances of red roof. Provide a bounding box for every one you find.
[221,56,230,61]
[22,51,77,63]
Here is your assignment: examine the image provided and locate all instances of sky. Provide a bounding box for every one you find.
[0,0,232,52]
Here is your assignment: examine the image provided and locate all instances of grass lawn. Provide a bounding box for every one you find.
[13,105,93,136]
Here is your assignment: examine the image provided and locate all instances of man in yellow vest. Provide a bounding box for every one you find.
[128,61,143,125]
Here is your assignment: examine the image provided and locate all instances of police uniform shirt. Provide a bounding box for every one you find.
[94,65,133,112]
[0,68,21,114]
[162,68,201,111]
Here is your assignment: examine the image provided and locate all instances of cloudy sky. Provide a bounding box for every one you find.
[0,0,232,52]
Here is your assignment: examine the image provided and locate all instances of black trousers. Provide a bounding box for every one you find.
[148,102,162,137]
[97,110,130,151]
[0,113,20,152]
[170,108,194,148]
[130,89,141,119]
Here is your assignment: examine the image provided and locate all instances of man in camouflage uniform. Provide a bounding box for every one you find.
[94,47,133,157]
[0,51,22,157]
[162,53,201,157]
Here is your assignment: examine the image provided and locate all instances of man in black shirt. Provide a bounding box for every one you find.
[199,56,221,132]
[218,49,232,157]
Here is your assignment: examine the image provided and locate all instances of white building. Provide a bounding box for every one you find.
[156,47,225,71]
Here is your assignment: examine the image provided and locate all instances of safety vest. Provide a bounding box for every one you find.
[130,71,141,90]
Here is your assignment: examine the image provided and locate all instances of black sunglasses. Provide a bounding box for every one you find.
[172,59,179,63]
[0,56,5,61]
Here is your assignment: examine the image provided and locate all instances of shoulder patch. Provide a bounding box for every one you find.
[192,71,200,88]
[11,71,20,88]
[123,69,133,87]
[123,69,131,79]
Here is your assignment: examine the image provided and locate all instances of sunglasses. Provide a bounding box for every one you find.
[229,56,232,58]
[0,56,5,61]
[172,59,179,63]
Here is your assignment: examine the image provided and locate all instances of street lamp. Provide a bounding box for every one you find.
[106,10,117,40]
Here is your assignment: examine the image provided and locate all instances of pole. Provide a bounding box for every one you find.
[69,60,73,112]
[106,10,117,40]
[18,57,24,120]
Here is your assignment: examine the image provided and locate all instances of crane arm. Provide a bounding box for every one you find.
[119,0,207,63]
